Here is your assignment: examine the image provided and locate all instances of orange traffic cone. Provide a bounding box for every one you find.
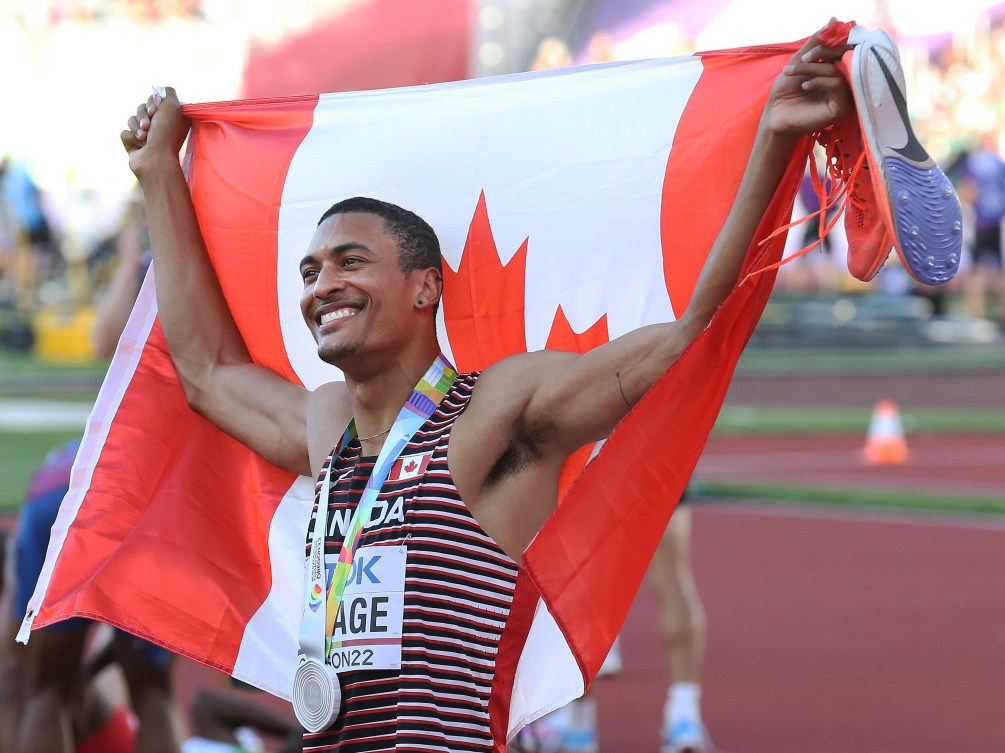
[863,399,909,464]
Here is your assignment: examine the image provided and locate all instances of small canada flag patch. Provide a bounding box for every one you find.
[389,452,433,482]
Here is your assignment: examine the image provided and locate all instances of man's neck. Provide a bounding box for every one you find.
[340,344,442,439]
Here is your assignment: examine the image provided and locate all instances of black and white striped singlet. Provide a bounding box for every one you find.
[303,372,520,752]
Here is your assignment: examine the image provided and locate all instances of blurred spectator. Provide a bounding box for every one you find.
[91,195,150,358]
[530,36,572,71]
[182,687,301,753]
[1,529,17,753]
[957,129,1005,320]
[584,32,616,65]
[0,155,59,311]
[0,443,136,753]
[7,438,184,753]
[515,488,709,753]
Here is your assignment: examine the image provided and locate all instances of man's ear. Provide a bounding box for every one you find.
[414,268,443,309]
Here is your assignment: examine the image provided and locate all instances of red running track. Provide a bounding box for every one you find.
[592,502,1005,753]
[696,432,1005,499]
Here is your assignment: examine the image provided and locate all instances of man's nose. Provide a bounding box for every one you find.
[314,262,344,298]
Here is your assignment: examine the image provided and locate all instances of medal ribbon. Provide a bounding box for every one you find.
[299,354,457,664]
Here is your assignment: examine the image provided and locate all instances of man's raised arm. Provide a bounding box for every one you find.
[121,88,314,476]
[492,27,854,455]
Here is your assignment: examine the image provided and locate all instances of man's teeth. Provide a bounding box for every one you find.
[321,309,355,325]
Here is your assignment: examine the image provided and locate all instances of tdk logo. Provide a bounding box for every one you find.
[324,554,383,594]
[346,554,382,586]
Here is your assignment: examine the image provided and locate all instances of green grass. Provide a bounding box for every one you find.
[0,353,100,512]
[695,480,1005,516]
[0,352,107,400]
[714,405,1005,434]
[0,351,109,379]
[0,430,82,512]
[736,344,1005,373]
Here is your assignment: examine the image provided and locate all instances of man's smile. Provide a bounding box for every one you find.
[320,308,359,326]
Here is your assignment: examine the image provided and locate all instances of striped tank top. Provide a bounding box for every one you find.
[303,372,520,752]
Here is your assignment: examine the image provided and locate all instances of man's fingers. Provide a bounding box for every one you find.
[800,42,850,63]
[130,103,148,138]
[121,129,140,152]
[784,61,841,79]
[782,62,847,95]
[800,74,846,93]
[125,112,145,142]
[795,20,852,64]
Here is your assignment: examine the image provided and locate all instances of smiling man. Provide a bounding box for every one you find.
[122,28,853,751]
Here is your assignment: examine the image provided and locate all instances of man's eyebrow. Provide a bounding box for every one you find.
[298,242,371,269]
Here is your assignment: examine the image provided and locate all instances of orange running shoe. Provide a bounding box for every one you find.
[845,26,962,285]
[817,114,896,282]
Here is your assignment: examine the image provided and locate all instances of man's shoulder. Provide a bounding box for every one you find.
[462,349,578,427]
[312,379,350,399]
[472,350,577,388]
[305,381,353,475]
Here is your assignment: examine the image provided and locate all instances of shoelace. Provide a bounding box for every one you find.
[749,124,868,279]
[745,18,862,278]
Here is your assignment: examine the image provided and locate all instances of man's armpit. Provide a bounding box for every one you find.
[483,418,552,487]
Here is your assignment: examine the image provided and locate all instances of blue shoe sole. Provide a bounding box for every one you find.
[851,30,963,286]
[883,155,963,285]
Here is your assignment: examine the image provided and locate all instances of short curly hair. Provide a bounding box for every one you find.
[318,197,442,275]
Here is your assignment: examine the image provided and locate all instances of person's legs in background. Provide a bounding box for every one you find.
[111,632,184,753]
[647,502,708,753]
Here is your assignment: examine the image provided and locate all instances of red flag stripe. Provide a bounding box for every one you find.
[33,96,319,672]
[523,42,806,684]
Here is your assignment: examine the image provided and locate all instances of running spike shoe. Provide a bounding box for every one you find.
[845,25,963,285]
[817,115,896,282]
[514,703,598,753]
[662,718,707,753]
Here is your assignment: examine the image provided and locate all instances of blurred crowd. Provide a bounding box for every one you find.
[5,0,205,25]
[1,9,1004,360]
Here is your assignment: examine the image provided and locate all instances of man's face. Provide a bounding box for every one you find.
[299,212,417,366]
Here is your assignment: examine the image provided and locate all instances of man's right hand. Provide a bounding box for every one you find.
[120,86,190,179]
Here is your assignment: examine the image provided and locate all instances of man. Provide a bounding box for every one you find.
[958,130,1005,319]
[121,27,852,749]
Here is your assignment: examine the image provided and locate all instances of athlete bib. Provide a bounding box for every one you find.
[326,544,406,672]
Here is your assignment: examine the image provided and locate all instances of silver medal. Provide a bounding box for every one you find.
[292,657,342,732]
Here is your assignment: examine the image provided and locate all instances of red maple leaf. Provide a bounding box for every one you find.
[442,190,528,372]
[442,191,611,501]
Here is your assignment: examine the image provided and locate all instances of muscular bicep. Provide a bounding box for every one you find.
[522,319,691,451]
[189,362,314,476]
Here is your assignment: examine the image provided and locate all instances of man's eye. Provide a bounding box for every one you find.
[341,257,361,267]
[301,269,318,281]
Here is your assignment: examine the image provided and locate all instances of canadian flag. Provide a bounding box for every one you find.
[388,452,434,482]
[21,39,810,743]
